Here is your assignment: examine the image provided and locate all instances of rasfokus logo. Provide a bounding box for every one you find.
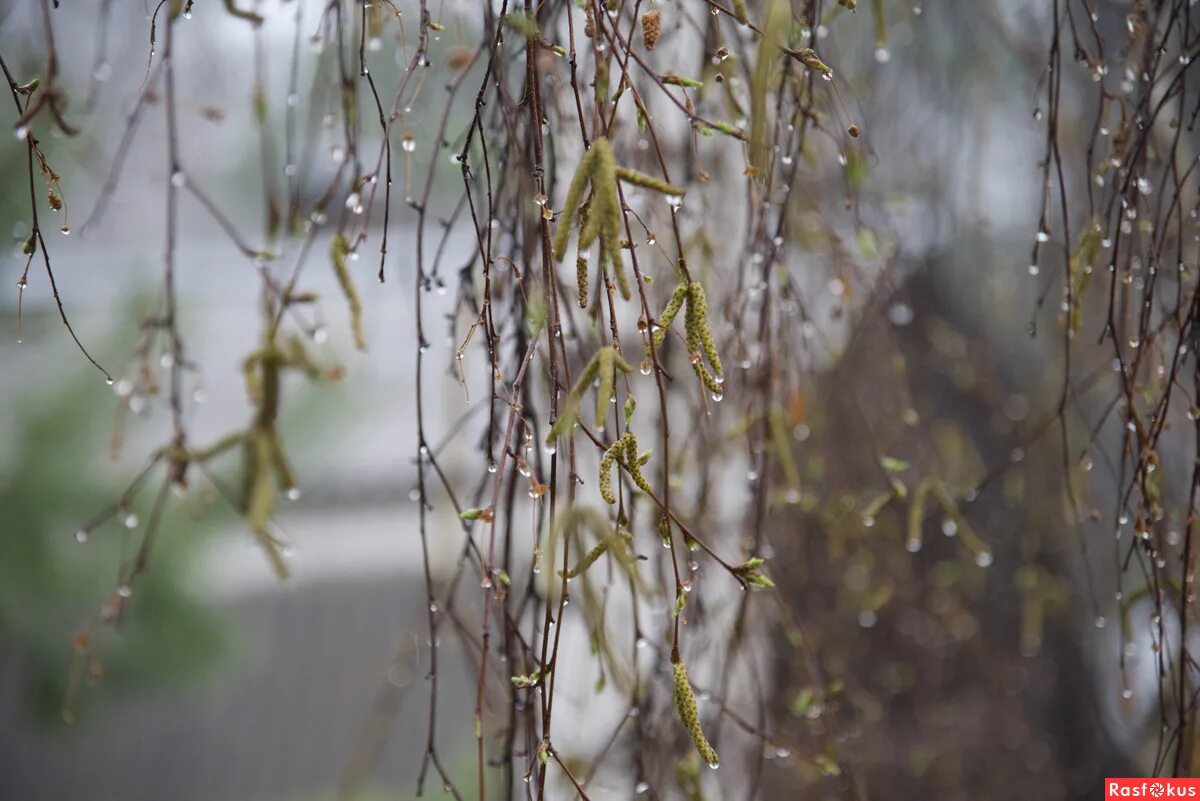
[1107,779,1200,798]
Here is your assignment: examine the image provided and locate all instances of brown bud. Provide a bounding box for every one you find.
[641,10,661,50]
[847,124,860,138]
[446,46,474,71]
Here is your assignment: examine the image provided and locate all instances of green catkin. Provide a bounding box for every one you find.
[576,255,589,308]
[598,431,650,504]
[687,282,723,378]
[546,392,581,444]
[562,530,632,578]
[598,435,627,504]
[608,250,632,301]
[546,347,624,444]
[730,0,749,25]
[683,281,724,394]
[652,283,689,350]
[614,166,685,197]
[330,234,366,351]
[622,434,654,494]
[590,142,625,293]
[578,191,603,254]
[596,346,615,429]
[554,146,597,261]
[586,140,619,242]
[564,537,614,579]
[612,349,635,375]
[672,658,719,767]
[691,363,723,395]
[791,47,832,75]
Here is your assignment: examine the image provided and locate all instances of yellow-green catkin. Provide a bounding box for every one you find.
[595,345,634,429]
[730,0,749,25]
[672,658,719,767]
[684,281,723,393]
[553,139,631,301]
[554,147,598,261]
[651,283,689,351]
[614,166,684,197]
[330,234,366,350]
[608,251,632,301]
[577,255,589,308]
[599,434,627,504]
[687,282,722,376]
[622,434,654,495]
[596,346,615,429]
[546,350,604,444]
[578,141,617,252]
[599,431,649,504]
[564,537,614,579]
[563,529,632,578]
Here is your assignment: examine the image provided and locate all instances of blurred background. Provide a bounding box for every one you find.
[0,0,1186,799]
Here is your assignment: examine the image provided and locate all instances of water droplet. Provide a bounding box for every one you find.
[286,487,301,501]
[170,170,186,188]
[117,583,133,598]
[905,538,921,553]
[123,512,139,529]
[74,529,89,543]
[14,125,28,141]
[874,47,891,63]
[887,303,914,326]
[94,62,112,82]
[975,551,993,567]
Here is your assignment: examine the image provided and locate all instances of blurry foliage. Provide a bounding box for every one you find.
[0,357,226,725]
